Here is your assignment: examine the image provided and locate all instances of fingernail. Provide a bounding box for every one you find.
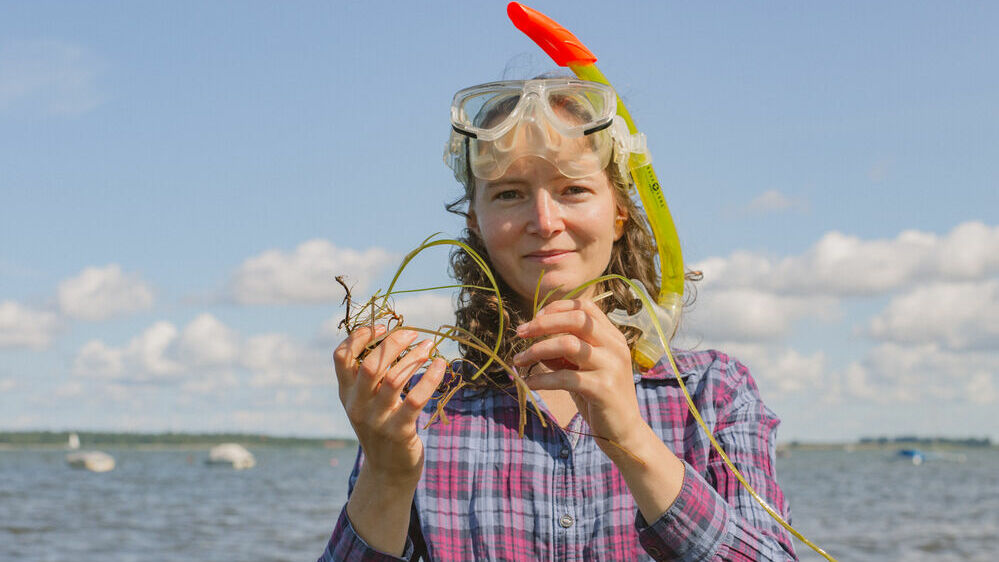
[417,339,433,349]
[512,351,524,364]
[516,323,528,336]
[374,324,386,334]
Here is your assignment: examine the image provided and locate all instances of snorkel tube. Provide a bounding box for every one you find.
[508,2,684,369]
[506,5,837,560]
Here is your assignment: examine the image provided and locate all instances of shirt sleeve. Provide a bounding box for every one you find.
[317,508,415,562]
[635,357,798,561]
[317,447,417,562]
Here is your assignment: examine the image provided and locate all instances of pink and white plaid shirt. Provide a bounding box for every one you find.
[320,349,797,561]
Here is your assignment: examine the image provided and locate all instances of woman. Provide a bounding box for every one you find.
[320,78,797,561]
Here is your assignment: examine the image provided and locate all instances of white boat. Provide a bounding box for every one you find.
[206,443,256,469]
[66,451,115,472]
[67,433,80,450]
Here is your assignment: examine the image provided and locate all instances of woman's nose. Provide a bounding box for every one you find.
[527,191,564,237]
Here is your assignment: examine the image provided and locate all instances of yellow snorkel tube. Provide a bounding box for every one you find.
[508,2,684,370]
[507,4,836,560]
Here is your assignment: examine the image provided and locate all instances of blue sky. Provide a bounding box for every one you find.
[2,1,997,441]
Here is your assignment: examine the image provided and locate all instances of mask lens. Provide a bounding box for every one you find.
[453,85,524,139]
[547,85,614,132]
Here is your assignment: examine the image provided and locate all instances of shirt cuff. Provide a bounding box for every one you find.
[635,460,729,561]
[318,507,415,562]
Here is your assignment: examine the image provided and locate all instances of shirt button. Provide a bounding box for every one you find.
[559,447,570,459]
[559,514,574,528]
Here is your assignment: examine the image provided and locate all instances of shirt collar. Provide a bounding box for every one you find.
[636,350,696,382]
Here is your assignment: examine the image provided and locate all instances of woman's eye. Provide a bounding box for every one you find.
[565,185,590,196]
[495,190,520,201]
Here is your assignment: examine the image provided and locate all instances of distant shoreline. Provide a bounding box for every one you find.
[1,431,992,450]
[780,436,994,452]
[0,431,356,449]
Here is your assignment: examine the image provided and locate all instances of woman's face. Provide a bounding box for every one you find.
[468,156,625,312]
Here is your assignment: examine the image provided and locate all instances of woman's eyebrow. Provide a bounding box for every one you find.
[483,178,528,189]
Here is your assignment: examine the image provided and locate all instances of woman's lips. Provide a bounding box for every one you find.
[524,250,573,264]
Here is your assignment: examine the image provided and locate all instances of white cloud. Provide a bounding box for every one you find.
[72,313,329,390]
[935,221,999,279]
[74,320,189,381]
[841,342,997,404]
[177,313,239,366]
[73,340,124,377]
[966,372,998,405]
[745,189,805,214]
[229,239,395,305]
[181,371,239,395]
[693,221,999,296]
[715,339,999,407]
[58,264,154,321]
[869,280,999,350]
[0,300,59,349]
[132,322,184,376]
[0,39,104,116]
[679,221,999,410]
[80,321,183,380]
[0,378,16,392]
[54,381,84,398]
[242,333,326,387]
[752,348,826,395]
[842,362,877,401]
[682,342,828,396]
[684,289,837,342]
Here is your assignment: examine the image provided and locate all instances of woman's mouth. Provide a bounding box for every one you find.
[524,250,572,264]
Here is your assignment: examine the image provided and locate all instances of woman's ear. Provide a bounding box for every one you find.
[466,209,480,236]
[614,207,628,240]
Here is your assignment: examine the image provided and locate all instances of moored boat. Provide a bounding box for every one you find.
[66,451,115,472]
[206,443,256,469]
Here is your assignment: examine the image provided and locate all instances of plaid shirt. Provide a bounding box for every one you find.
[320,350,797,561]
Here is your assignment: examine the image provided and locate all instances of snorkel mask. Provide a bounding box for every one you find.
[445,78,633,182]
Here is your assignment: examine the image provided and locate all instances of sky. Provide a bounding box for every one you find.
[1,1,997,442]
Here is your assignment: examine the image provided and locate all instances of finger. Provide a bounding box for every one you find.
[355,329,419,394]
[334,324,387,366]
[375,340,434,403]
[534,298,605,318]
[513,334,593,368]
[333,324,386,383]
[535,297,583,313]
[385,339,434,386]
[524,368,585,393]
[399,357,447,420]
[518,308,608,345]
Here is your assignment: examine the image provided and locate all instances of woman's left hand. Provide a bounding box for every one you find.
[513,298,649,459]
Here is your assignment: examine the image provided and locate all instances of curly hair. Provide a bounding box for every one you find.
[445,151,667,384]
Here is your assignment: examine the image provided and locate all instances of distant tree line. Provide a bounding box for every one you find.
[859,435,992,447]
[0,431,355,447]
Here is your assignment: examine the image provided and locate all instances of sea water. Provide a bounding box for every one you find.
[1,446,996,561]
[781,448,999,561]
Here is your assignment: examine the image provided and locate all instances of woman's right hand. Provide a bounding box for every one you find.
[333,325,446,485]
